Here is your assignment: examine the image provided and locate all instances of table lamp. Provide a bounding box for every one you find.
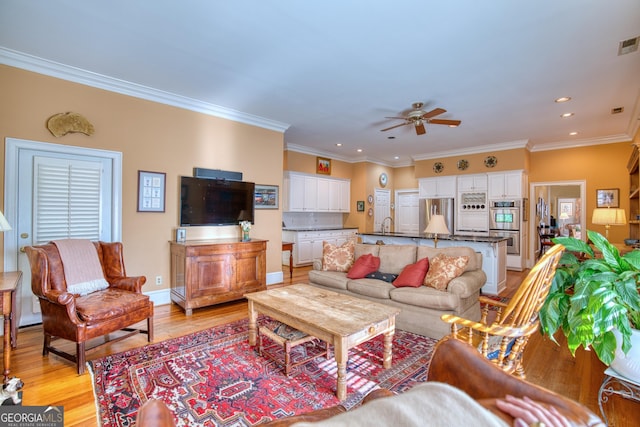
[424,214,450,248]
[592,208,626,240]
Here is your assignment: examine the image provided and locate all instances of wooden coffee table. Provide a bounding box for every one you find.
[245,283,401,400]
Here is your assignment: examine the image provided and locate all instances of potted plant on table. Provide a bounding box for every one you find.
[540,230,640,381]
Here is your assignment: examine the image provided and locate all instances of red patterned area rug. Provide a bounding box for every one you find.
[88,317,437,426]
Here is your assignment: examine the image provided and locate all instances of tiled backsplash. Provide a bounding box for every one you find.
[283,212,345,229]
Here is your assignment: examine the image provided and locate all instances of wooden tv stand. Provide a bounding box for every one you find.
[169,238,267,315]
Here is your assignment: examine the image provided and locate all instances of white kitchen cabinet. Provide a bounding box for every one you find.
[303,176,318,210]
[316,178,330,211]
[418,176,456,198]
[457,174,487,192]
[488,170,526,200]
[284,171,350,213]
[339,180,350,212]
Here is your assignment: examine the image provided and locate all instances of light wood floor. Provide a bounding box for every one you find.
[9,266,637,426]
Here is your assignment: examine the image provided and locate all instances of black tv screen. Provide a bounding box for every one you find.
[180,176,255,226]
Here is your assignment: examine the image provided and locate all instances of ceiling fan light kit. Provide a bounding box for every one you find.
[380,102,461,136]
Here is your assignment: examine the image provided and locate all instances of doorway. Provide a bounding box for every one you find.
[4,138,122,326]
[395,189,419,234]
[373,188,391,233]
[529,180,585,268]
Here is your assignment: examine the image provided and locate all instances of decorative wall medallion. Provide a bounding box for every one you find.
[367,194,374,204]
[457,159,469,171]
[379,172,388,187]
[433,162,444,174]
[484,155,498,168]
[368,207,374,217]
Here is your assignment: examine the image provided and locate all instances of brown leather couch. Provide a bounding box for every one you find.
[25,241,154,374]
[137,338,603,426]
[260,338,603,426]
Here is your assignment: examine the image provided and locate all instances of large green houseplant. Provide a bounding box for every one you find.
[540,230,640,367]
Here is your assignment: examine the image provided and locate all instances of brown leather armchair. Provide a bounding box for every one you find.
[25,241,154,374]
[259,338,603,427]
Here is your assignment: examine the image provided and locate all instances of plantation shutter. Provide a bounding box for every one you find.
[32,156,103,244]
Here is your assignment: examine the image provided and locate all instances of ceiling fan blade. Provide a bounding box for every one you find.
[384,116,409,120]
[429,119,461,126]
[380,122,410,132]
[415,122,426,135]
[421,108,446,119]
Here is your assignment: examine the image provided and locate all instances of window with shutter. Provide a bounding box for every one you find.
[32,156,103,244]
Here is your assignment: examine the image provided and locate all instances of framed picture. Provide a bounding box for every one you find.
[317,157,331,175]
[559,201,573,217]
[255,184,279,209]
[357,200,365,212]
[137,170,166,212]
[596,188,619,208]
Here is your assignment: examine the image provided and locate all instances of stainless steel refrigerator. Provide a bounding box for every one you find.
[419,198,454,235]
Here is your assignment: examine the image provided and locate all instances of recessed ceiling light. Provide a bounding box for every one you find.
[335,143,342,147]
[448,124,459,128]
[356,148,363,153]
[394,156,400,160]
[569,131,578,136]
[561,112,574,118]
[555,96,572,103]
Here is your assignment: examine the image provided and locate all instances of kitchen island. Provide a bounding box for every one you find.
[283,227,358,267]
[359,232,507,295]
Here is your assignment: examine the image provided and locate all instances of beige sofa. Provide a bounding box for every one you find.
[309,243,487,339]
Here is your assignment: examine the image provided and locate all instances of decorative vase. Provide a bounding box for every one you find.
[242,231,250,241]
[611,328,640,382]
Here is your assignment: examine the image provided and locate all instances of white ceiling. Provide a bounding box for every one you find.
[1,1,640,166]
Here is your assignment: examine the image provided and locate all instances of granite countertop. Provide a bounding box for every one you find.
[359,231,507,243]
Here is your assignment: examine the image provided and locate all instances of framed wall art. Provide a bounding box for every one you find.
[137,170,166,212]
[317,157,331,175]
[255,184,279,209]
[596,188,619,208]
[357,200,365,212]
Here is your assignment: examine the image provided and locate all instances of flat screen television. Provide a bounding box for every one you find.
[180,176,255,226]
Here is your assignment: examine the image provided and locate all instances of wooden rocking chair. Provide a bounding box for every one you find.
[441,244,564,378]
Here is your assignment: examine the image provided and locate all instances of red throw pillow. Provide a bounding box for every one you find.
[392,257,430,288]
[347,254,381,279]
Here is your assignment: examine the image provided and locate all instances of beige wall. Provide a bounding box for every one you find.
[414,148,528,177]
[1,65,284,289]
[3,63,636,291]
[285,139,634,243]
[529,142,632,243]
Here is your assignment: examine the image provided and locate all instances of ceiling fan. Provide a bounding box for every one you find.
[381,102,461,135]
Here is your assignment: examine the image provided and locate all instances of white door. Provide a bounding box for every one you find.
[374,189,391,233]
[4,138,122,326]
[395,190,419,234]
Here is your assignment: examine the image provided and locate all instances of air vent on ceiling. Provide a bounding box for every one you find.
[618,36,639,55]
[611,107,624,114]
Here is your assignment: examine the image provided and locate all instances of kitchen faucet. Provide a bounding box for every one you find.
[381,216,394,234]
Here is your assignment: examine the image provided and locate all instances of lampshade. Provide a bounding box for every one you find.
[424,215,450,235]
[592,208,626,240]
[592,208,626,226]
[559,212,570,220]
[0,211,11,232]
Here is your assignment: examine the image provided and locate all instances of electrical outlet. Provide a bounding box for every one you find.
[155,276,162,285]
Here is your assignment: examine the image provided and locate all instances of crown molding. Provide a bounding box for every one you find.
[0,47,290,133]
[412,139,530,161]
[528,134,632,152]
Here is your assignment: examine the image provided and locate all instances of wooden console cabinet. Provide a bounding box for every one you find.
[169,238,267,315]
